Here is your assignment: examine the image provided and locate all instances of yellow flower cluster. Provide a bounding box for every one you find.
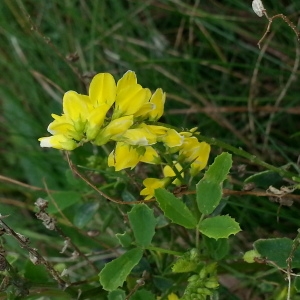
[39,71,165,151]
[39,71,211,199]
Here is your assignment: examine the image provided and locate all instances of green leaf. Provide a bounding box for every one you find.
[244,170,283,189]
[196,153,232,215]
[108,289,126,300]
[198,215,241,240]
[295,275,300,292]
[152,276,174,291]
[155,189,197,229]
[128,204,156,247]
[203,236,229,260]
[24,261,50,283]
[122,189,136,202]
[116,231,133,248]
[46,191,81,214]
[196,180,222,216]
[130,289,156,300]
[73,202,99,228]
[204,152,232,182]
[254,238,300,268]
[99,248,143,291]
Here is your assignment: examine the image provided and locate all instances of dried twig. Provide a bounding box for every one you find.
[252,0,300,48]
[0,216,68,288]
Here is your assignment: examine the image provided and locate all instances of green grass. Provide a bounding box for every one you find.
[1,0,300,299]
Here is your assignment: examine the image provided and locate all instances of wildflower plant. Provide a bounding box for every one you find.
[2,0,300,298]
[39,71,212,200]
[38,70,241,298]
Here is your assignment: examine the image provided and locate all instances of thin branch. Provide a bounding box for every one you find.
[66,153,148,205]
[0,217,68,288]
[0,175,56,192]
[258,13,300,48]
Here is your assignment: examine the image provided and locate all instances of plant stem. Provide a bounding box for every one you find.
[146,246,183,256]
[197,134,300,183]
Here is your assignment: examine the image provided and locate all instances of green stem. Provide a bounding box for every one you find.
[161,152,185,183]
[197,134,300,183]
[145,246,183,256]
[195,214,205,249]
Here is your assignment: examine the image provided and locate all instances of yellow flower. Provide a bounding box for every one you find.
[120,124,158,146]
[161,128,184,148]
[167,293,179,300]
[112,71,152,119]
[39,135,78,150]
[88,72,117,107]
[148,88,166,121]
[47,114,82,140]
[179,137,211,176]
[39,73,116,149]
[39,91,90,150]
[157,293,179,300]
[46,91,91,142]
[135,88,166,121]
[140,178,169,200]
[39,70,166,151]
[145,125,169,136]
[108,142,140,171]
[62,91,92,125]
[94,115,134,146]
[108,143,160,171]
[116,69,137,92]
[163,163,183,186]
[140,162,184,200]
[140,146,161,164]
[190,142,211,176]
[85,103,111,140]
[179,137,204,161]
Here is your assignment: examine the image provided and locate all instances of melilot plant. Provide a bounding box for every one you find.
[39,70,241,298]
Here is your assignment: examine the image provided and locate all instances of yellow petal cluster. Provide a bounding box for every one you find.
[39,71,166,150]
[178,137,211,176]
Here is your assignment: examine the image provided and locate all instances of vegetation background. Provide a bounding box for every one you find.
[1,0,300,299]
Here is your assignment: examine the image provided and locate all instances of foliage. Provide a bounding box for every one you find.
[1,0,300,299]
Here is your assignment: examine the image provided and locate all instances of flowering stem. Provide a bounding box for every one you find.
[146,246,183,256]
[197,134,300,183]
[161,153,185,183]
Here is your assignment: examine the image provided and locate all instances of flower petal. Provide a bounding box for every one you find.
[95,115,134,145]
[108,142,140,171]
[113,85,151,118]
[86,104,110,140]
[140,146,160,164]
[89,73,117,107]
[190,142,211,176]
[116,70,137,93]
[47,115,83,141]
[162,129,183,148]
[39,135,78,150]
[140,178,169,200]
[121,126,157,146]
[63,91,90,121]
